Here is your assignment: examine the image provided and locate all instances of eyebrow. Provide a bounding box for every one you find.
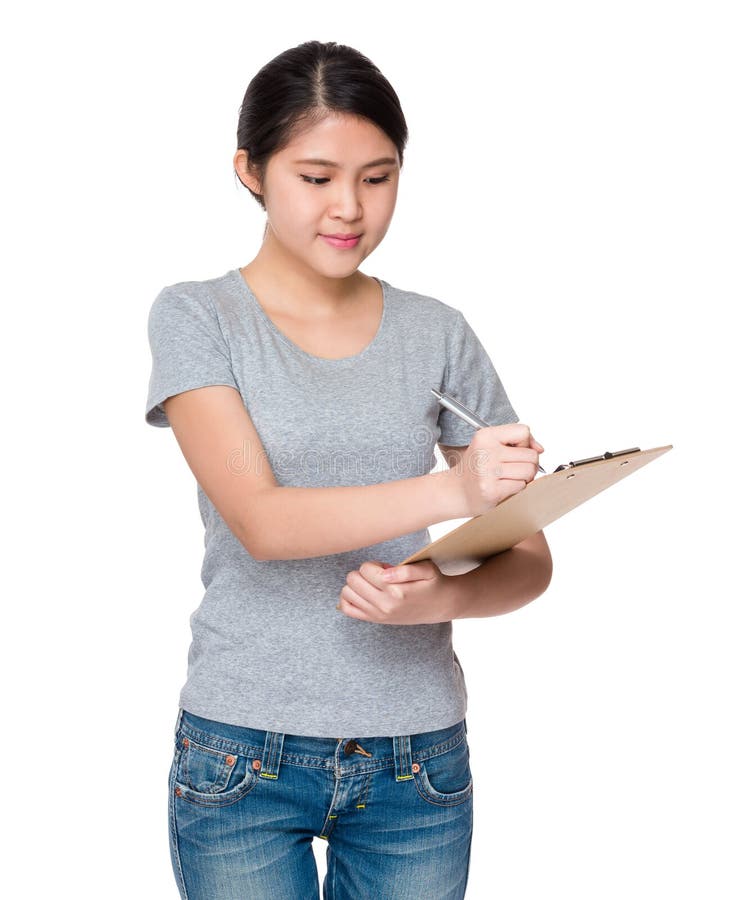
[292,157,398,169]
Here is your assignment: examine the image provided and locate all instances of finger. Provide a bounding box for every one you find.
[494,479,529,503]
[353,562,380,588]
[381,562,433,583]
[494,446,540,465]
[494,462,539,482]
[340,584,379,619]
[348,570,389,603]
[490,422,533,448]
[358,561,394,587]
[338,593,368,620]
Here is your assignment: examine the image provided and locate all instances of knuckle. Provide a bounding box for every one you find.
[469,449,491,474]
[381,598,393,614]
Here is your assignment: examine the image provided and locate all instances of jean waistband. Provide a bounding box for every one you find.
[174,709,468,781]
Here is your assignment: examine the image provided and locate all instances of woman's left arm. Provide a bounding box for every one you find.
[445,529,552,619]
[337,442,552,624]
[338,531,551,624]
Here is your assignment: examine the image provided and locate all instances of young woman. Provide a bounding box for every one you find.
[145,39,551,900]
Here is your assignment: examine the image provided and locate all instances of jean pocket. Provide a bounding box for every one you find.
[173,732,259,807]
[414,735,473,807]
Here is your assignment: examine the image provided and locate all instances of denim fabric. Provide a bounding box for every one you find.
[168,708,474,899]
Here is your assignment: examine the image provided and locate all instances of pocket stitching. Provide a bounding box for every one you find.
[176,735,260,806]
[175,771,259,807]
[414,762,473,806]
[180,736,239,795]
[413,740,473,807]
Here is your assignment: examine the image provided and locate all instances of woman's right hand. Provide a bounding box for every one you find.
[446,423,544,518]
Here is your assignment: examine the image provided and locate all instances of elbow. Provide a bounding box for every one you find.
[536,541,553,598]
[520,531,553,602]
[238,529,293,562]
[232,489,277,561]
[233,522,271,562]
[240,533,273,562]
[245,541,268,562]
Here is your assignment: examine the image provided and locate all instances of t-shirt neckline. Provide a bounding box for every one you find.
[231,267,389,365]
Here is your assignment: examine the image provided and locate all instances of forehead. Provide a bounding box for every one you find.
[280,113,397,162]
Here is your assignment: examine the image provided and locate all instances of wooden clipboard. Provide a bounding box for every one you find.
[399,445,673,575]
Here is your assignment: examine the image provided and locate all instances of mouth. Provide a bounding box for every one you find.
[320,233,362,249]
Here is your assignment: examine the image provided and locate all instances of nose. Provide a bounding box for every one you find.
[328,181,363,222]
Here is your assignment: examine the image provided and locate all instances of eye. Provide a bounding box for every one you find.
[299,174,392,186]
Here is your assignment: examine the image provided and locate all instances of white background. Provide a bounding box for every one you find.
[4,1,727,897]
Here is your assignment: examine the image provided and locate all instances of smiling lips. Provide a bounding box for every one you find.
[320,233,362,249]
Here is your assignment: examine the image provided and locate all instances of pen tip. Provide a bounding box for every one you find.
[430,388,441,397]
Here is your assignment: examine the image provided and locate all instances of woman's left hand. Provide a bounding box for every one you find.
[337,560,455,625]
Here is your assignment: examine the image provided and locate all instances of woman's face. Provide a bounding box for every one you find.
[251,113,401,280]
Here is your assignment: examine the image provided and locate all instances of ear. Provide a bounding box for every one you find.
[233,148,263,195]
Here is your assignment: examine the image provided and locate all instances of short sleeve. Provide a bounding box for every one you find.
[437,310,519,446]
[144,286,239,428]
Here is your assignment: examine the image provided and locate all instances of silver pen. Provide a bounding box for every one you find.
[431,387,545,473]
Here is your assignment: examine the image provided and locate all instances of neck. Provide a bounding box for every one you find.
[241,231,369,317]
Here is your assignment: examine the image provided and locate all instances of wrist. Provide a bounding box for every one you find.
[428,467,465,523]
[441,571,466,620]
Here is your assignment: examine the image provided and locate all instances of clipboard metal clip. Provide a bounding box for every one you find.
[552,447,641,473]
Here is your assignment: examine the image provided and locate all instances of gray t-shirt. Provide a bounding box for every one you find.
[145,267,518,737]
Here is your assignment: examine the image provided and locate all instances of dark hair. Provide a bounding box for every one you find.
[235,41,408,210]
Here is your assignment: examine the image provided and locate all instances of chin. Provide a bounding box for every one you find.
[309,255,365,280]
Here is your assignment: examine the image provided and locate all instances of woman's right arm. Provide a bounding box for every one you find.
[164,385,540,561]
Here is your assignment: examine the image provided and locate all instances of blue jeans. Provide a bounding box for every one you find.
[168,708,474,899]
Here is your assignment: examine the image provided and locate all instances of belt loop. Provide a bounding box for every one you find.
[259,731,285,779]
[392,734,414,781]
[174,707,183,737]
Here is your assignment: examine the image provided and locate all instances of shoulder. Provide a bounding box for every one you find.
[378,278,464,326]
[151,269,235,308]
[148,269,239,330]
